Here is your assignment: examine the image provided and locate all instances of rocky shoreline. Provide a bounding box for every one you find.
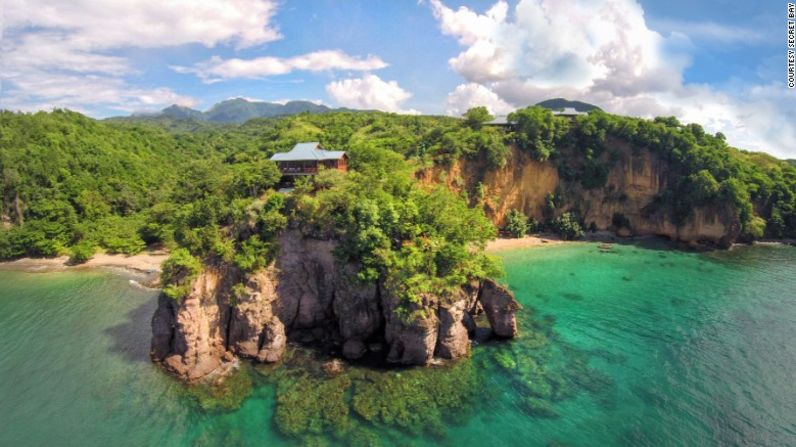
[150,231,521,383]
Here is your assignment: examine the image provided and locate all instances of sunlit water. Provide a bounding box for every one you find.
[1,243,794,446]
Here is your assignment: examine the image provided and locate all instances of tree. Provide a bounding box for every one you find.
[550,212,584,240]
[508,106,569,161]
[161,248,202,301]
[463,107,494,130]
[504,209,529,238]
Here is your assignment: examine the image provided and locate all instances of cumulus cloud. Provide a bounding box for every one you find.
[173,51,388,83]
[2,0,282,113]
[1,72,197,113]
[4,0,281,50]
[649,19,769,44]
[446,83,513,116]
[430,0,796,158]
[326,75,418,114]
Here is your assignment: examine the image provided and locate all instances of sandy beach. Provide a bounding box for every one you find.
[486,235,569,252]
[0,251,169,274]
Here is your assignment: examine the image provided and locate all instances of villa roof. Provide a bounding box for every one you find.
[485,115,509,125]
[552,107,587,116]
[270,142,346,162]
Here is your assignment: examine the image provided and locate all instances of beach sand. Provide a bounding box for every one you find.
[486,235,569,252]
[0,251,168,274]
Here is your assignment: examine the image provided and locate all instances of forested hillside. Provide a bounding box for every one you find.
[1,106,795,268]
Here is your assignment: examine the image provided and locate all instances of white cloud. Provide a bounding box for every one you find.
[446,83,513,116]
[326,75,418,114]
[173,51,388,83]
[649,19,769,44]
[2,0,283,114]
[1,72,197,114]
[4,0,281,50]
[430,0,796,158]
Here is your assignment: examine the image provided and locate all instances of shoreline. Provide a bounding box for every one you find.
[0,251,168,278]
[485,235,572,252]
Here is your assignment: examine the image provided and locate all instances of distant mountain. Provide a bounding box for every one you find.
[204,98,331,123]
[536,98,600,112]
[113,98,336,124]
[160,104,205,121]
[787,159,796,168]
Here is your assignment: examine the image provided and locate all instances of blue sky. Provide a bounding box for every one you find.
[2,0,794,157]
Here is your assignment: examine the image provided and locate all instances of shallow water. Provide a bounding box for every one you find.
[0,243,794,446]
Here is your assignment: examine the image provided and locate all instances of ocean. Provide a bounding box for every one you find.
[1,242,794,446]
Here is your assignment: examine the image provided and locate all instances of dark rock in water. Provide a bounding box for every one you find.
[342,339,366,360]
[561,292,584,301]
[480,279,521,338]
[150,295,176,361]
[520,396,560,418]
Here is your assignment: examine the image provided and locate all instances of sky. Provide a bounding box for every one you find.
[2,0,794,158]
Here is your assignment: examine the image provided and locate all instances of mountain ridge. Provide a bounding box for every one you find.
[113,98,338,124]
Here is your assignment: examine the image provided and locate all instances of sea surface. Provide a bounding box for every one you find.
[1,243,795,446]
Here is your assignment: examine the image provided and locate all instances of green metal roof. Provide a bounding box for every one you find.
[270,142,346,162]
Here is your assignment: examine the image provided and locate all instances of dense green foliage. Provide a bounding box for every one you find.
[289,147,499,312]
[0,108,506,309]
[2,105,795,288]
[563,112,796,237]
[549,212,585,240]
[504,209,530,238]
[507,106,570,161]
[160,248,203,300]
[501,107,796,238]
[0,110,188,258]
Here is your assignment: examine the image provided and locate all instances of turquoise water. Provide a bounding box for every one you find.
[0,243,795,446]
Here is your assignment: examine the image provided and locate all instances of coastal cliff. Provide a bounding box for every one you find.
[151,231,519,382]
[423,141,740,246]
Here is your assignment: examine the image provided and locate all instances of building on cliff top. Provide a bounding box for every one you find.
[552,107,587,119]
[270,142,348,176]
[484,115,510,127]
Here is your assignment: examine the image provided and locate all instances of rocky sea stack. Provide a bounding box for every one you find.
[151,231,519,382]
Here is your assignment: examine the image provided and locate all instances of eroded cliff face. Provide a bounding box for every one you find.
[423,142,740,246]
[151,231,519,382]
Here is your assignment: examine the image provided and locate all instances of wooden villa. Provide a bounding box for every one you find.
[552,107,587,120]
[270,142,348,176]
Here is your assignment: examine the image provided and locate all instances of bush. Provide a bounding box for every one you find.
[550,212,584,240]
[161,248,202,301]
[234,235,275,273]
[504,209,529,238]
[742,215,766,240]
[463,106,494,130]
[69,241,96,264]
[508,106,569,161]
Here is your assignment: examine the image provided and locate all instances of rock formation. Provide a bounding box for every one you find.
[422,142,741,246]
[151,231,520,382]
